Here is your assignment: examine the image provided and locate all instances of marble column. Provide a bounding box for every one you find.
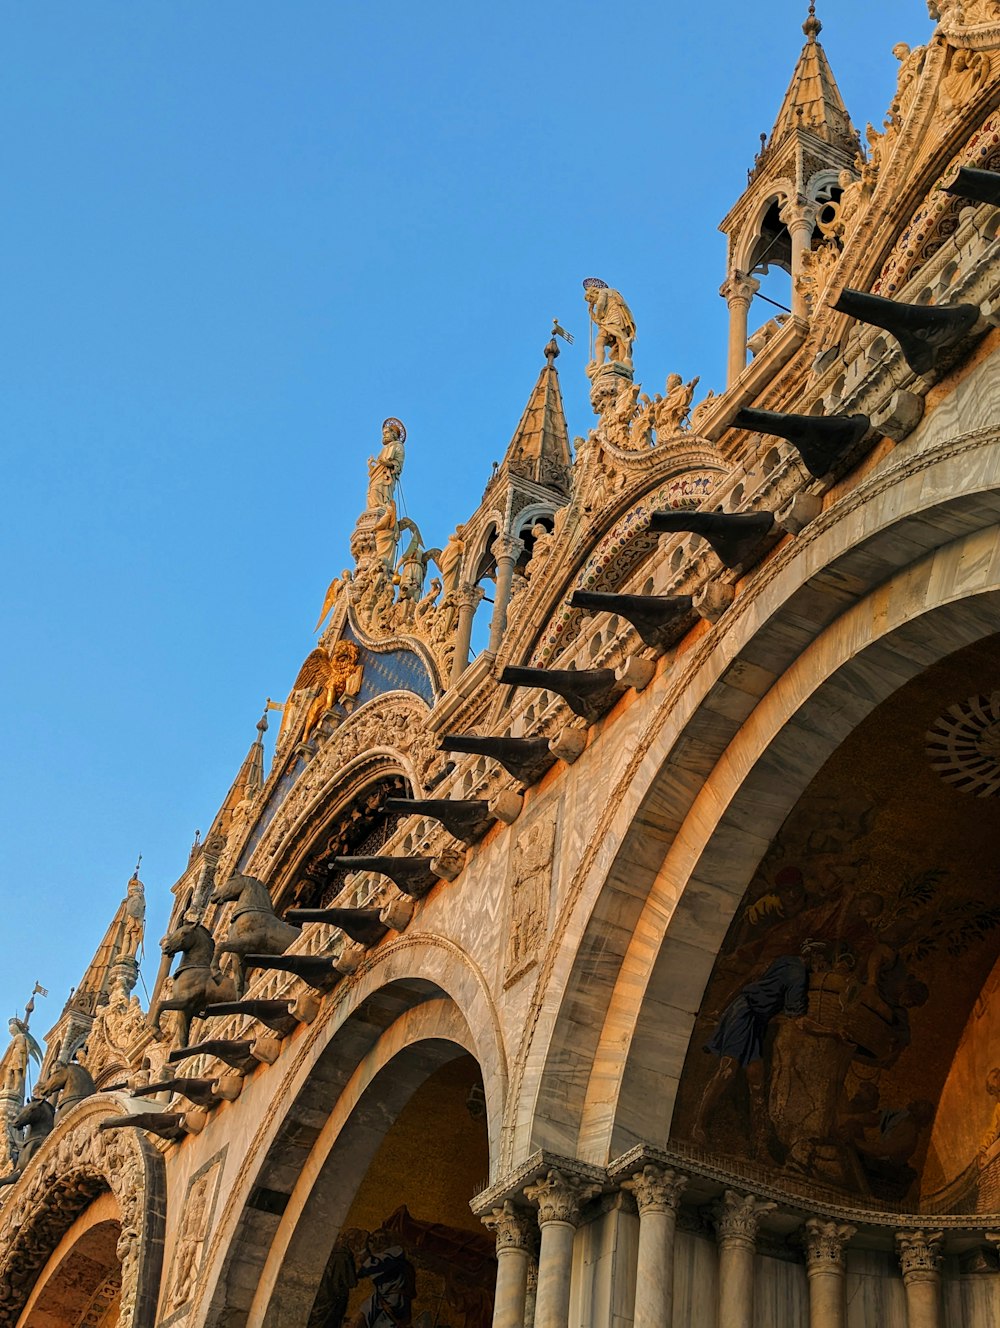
[721,272,761,386]
[781,198,818,320]
[523,1168,599,1328]
[488,535,524,653]
[524,1259,538,1328]
[483,1200,536,1328]
[620,1165,688,1328]
[713,1190,776,1328]
[803,1219,856,1328]
[896,1231,944,1328]
[451,582,486,685]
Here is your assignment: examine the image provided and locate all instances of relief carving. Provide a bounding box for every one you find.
[505,812,557,986]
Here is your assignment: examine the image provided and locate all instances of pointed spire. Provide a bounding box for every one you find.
[503,332,572,492]
[766,5,856,154]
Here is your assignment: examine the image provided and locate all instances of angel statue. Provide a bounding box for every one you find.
[366,417,406,512]
[654,374,700,438]
[315,569,353,635]
[583,278,636,369]
[278,641,365,748]
[395,519,439,610]
[0,1017,42,1098]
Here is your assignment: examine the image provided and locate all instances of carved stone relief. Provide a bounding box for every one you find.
[160,1150,226,1325]
[505,809,558,986]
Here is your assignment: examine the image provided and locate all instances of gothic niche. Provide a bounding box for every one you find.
[286,775,410,910]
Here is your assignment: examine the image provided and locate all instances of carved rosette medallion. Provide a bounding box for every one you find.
[523,1169,600,1228]
[896,1230,945,1284]
[713,1191,777,1251]
[482,1200,536,1253]
[620,1165,688,1216]
[803,1218,857,1272]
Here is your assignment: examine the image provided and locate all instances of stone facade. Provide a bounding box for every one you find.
[5,5,1000,1326]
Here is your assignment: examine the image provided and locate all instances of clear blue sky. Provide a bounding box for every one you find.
[1,1,929,1042]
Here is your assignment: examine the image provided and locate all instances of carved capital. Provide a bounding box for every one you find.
[482,1200,536,1252]
[456,582,486,611]
[620,1165,688,1216]
[523,1168,599,1227]
[713,1191,776,1250]
[803,1218,856,1272]
[720,271,760,307]
[493,535,525,563]
[779,196,818,235]
[896,1230,944,1282]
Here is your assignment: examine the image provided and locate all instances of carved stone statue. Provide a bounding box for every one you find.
[654,374,700,437]
[366,417,406,512]
[436,525,467,601]
[278,641,365,748]
[583,278,636,368]
[315,569,352,634]
[941,47,991,113]
[891,42,926,121]
[0,1019,41,1098]
[372,500,400,572]
[118,873,146,961]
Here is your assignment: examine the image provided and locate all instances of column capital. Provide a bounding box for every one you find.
[779,195,819,233]
[482,1200,535,1252]
[620,1165,688,1216]
[492,535,525,563]
[713,1190,777,1251]
[803,1218,856,1272]
[456,581,486,610]
[896,1230,944,1283]
[523,1168,600,1228]
[721,271,760,306]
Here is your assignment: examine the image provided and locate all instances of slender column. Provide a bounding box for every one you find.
[483,1201,535,1328]
[713,1191,776,1328]
[488,535,524,653]
[451,582,486,684]
[721,272,760,386]
[620,1166,688,1328]
[896,1231,944,1328]
[803,1219,856,1328]
[524,1259,538,1328]
[523,1168,599,1328]
[781,198,819,319]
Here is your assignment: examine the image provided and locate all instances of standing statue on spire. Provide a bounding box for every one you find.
[118,871,146,962]
[0,1015,42,1098]
[366,417,406,512]
[583,279,636,369]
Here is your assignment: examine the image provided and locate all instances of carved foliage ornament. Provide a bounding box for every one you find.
[523,1169,600,1227]
[803,1218,857,1271]
[713,1191,777,1248]
[482,1200,536,1252]
[620,1165,688,1216]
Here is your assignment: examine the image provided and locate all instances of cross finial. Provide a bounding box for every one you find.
[803,1,822,39]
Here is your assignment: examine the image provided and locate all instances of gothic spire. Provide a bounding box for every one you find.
[503,333,572,492]
[765,4,856,155]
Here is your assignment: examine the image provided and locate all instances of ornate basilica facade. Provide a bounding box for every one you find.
[4,3,1000,1325]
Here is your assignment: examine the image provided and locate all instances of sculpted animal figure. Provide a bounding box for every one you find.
[0,1097,56,1183]
[210,874,302,997]
[35,1059,97,1119]
[278,641,364,748]
[148,919,239,1048]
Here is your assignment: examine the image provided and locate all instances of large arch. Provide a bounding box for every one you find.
[510,414,1000,1169]
[195,939,507,1328]
[0,1097,165,1328]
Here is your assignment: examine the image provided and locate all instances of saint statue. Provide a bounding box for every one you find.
[435,524,466,601]
[0,1017,41,1099]
[583,278,636,368]
[366,418,406,512]
[118,872,146,961]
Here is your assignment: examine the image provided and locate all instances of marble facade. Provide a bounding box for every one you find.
[5,4,1000,1326]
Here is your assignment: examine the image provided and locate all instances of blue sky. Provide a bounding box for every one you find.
[0,0,930,1045]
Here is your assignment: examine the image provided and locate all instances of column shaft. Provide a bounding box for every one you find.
[803,1219,856,1328]
[621,1165,687,1328]
[451,583,484,684]
[493,1246,531,1328]
[488,538,523,653]
[896,1231,944,1328]
[533,1220,574,1328]
[714,1191,775,1328]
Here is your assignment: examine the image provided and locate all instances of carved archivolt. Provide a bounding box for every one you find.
[0,1098,164,1328]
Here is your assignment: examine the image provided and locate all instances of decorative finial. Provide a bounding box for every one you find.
[131,853,142,881]
[803,1,822,39]
[257,702,270,737]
